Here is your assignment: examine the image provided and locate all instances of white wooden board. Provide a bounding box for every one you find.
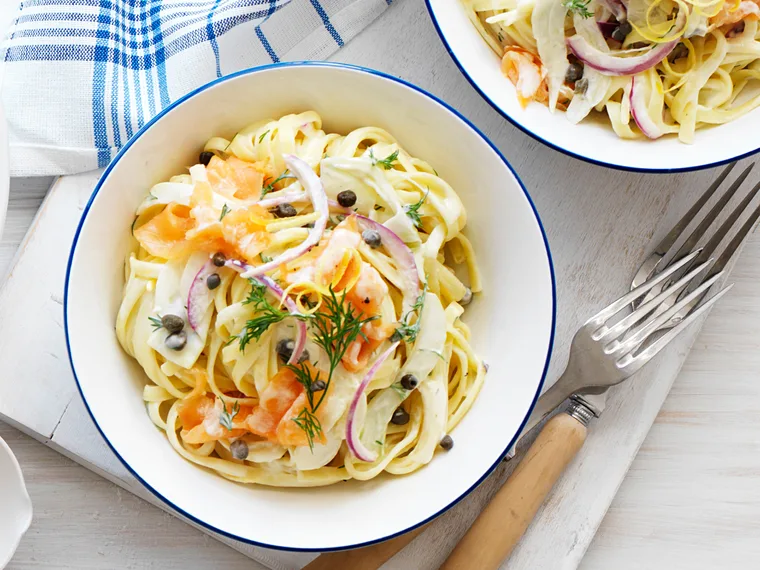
[1,1,758,568]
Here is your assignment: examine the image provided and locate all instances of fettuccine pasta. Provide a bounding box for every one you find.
[464,0,760,142]
[116,111,485,487]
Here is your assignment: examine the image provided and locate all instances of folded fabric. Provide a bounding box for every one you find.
[1,0,393,177]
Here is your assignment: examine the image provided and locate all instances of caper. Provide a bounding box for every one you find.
[230,439,249,460]
[362,229,382,249]
[276,339,309,363]
[439,435,454,451]
[199,151,214,166]
[460,287,473,306]
[337,190,357,208]
[310,380,326,392]
[274,203,297,218]
[161,314,184,334]
[165,330,187,351]
[391,407,410,425]
[400,373,418,390]
[564,62,584,83]
[574,78,589,96]
[212,252,226,267]
[206,273,221,290]
[611,20,632,42]
[277,339,295,362]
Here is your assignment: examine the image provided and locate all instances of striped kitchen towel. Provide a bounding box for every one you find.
[0,0,394,177]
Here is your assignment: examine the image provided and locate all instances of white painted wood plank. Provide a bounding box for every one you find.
[0,177,50,278]
[0,422,258,570]
[0,172,99,438]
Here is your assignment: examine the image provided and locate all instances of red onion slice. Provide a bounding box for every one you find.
[226,259,307,364]
[346,342,400,462]
[258,190,306,208]
[353,214,421,313]
[629,75,662,139]
[241,154,328,279]
[186,260,216,331]
[566,35,676,76]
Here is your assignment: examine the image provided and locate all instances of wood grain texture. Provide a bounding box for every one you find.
[442,413,588,570]
[581,232,760,570]
[0,0,759,568]
[0,423,257,570]
[302,527,427,570]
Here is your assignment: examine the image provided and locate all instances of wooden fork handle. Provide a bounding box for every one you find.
[440,411,588,570]
[303,525,426,570]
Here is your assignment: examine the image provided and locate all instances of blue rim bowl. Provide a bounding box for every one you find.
[64,61,556,552]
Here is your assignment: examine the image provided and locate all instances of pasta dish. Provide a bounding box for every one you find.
[116,112,484,487]
[463,0,760,142]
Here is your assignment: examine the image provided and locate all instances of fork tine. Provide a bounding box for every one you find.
[608,271,723,356]
[648,162,736,259]
[689,179,760,273]
[667,163,754,265]
[707,195,760,279]
[594,258,713,343]
[616,285,733,372]
[587,250,700,327]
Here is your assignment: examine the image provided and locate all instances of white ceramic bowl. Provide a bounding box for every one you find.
[427,0,760,172]
[0,437,33,567]
[64,62,555,551]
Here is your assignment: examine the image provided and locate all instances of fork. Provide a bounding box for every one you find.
[303,164,755,570]
[631,162,760,324]
[440,164,760,570]
[437,253,731,569]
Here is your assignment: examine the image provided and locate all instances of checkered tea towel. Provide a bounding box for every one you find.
[0,0,394,177]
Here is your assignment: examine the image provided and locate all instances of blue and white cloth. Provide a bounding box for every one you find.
[0,0,394,176]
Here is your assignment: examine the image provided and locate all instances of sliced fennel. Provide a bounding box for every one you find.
[532,0,569,111]
[358,293,446,457]
[566,13,613,124]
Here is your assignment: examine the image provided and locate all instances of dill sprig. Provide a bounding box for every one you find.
[286,361,324,411]
[308,287,377,411]
[261,169,294,198]
[391,284,427,344]
[219,398,240,431]
[405,190,428,229]
[219,203,230,221]
[259,253,272,263]
[148,315,163,331]
[147,191,158,201]
[369,149,399,170]
[232,279,289,352]
[562,0,593,18]
[292,408,322,451]
[131,216,138,235]
[258,129,270,143]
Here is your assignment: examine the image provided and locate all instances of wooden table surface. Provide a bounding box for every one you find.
[2,3,760,568]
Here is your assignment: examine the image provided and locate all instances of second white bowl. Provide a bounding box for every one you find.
[427,0,760,172]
